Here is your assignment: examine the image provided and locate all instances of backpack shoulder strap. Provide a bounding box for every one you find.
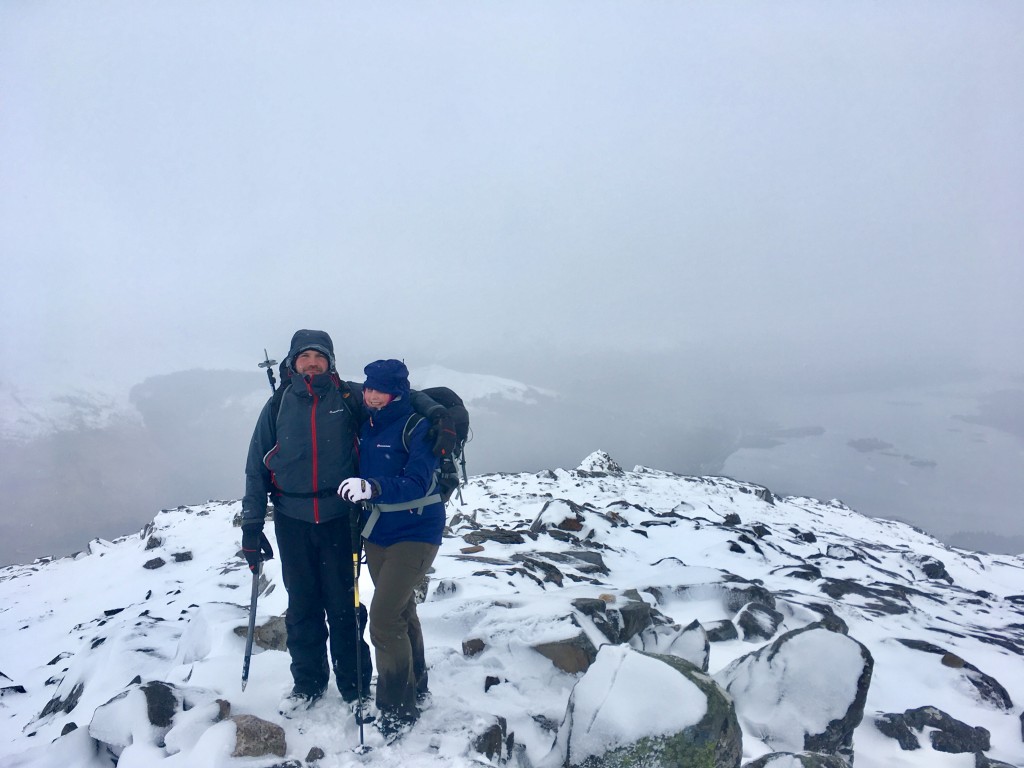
[334,377,362,423]
[268,385,287,429]
[401,414,426,452]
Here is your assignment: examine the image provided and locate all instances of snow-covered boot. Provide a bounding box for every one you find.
[278,688,324,718]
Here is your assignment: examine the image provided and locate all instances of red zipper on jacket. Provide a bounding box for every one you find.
[306,378,321,524]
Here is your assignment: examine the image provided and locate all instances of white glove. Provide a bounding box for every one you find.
[338,477,373,503]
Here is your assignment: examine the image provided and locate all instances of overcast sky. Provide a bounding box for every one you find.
[2,3,1023,559]
[3,1,1021,388]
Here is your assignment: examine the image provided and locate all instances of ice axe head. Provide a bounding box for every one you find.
[259,348,279,392]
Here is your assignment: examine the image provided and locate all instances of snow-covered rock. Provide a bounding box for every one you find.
[547,644,742,768]
[715,625,873,762]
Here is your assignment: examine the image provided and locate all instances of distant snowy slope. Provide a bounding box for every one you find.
[0,381,141,441]
[409,364,556,405]
[0,365,549,444]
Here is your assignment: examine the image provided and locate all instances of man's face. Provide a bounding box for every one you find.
[294,350,329,376]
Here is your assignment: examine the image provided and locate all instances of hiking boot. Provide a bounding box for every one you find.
[377,707,418,744]
[278,688,324,718]
[348,696,377,725]
[337,678,373,705]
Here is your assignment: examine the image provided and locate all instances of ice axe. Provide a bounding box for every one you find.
[258,349,278,393]
[241,561,261,691]
[240,532,274,691]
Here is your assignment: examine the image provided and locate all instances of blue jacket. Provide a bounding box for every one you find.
[359,396,445,547]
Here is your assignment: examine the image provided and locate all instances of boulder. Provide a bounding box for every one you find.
[743,753,850,767]
[715,625,873,762]
[514,554,566,586]
[824,545,860,561]
[577,451,624,474]
[706,620,739,643]
[253,615,289,651]
[875,706,990,754]
[659,578,776,616]
[533,631,599,674]
[630,619,710,671]
[894,639,1012,711]
[39,680,85,719]
[164,699,231,755]
[472,714,514,764]
[736,602,784,642]
[531,499,594,535]
[550,645,741,768]
[89,680,180,759]
[910,554,953,583]
[464,529,528,546]
[975,753,1019,768]
[873,712,921,750]
[572,590,656,646]
[231,714,287,758]
[463,638,487,657]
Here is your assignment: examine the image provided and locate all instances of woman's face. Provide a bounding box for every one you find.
[363,387,393,410]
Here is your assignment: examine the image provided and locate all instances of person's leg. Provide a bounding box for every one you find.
[318,516,372,701]
[364,540,438,719]
[273,514,329,697]
[407,589,429,701]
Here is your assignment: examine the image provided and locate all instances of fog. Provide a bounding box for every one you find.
[1,2,1022,564]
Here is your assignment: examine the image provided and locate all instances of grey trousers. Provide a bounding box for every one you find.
[364,539,439,717]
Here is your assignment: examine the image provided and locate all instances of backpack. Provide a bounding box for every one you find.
[401,386,470,505]
[361,386,470,539]
[266,376,470,504]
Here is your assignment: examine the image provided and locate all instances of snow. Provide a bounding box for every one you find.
[410,364,556,406]
[1,460,1023,767]
[716,629,867,752]
[562,645,707,761]
[0,380,141,441]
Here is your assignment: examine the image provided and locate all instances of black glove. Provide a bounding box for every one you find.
[429,410,458,458]
[241,526,274,573]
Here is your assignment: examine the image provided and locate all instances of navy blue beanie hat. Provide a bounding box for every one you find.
[363,359,410,399]
[287,329,336,371]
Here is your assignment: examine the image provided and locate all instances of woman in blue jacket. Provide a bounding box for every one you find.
[338,359,445,739]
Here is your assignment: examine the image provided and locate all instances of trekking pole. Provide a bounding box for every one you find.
[350,507,371,754]
[457,442,468,506]
[258,349,278,393]
[241,562,261,691]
